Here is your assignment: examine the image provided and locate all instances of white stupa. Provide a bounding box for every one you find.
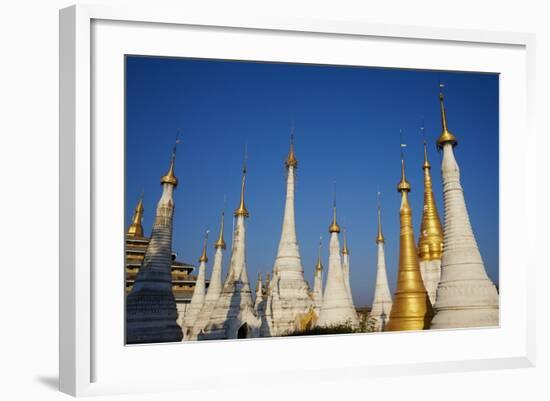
[312,239,324,316]
[200,161,260,339]
[125,146,183,344]
[266,134,314,336]
[369,195,393,331]
[430,89,499,329]
[190,212,227,340]
[316,199,359,328]
[182,232,208,339]
[341,228,353,305]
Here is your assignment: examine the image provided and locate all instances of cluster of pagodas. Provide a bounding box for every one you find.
[125,90,499,344]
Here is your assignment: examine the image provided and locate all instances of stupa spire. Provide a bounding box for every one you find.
[430,88,499,329]
[341,227,353,304]
[418,130,444,305]
[436,85,458,149]
[127,194,145,237]
[329,184,341,233]
[214,211,226,249]
[126,141,183,344]
[386,146,433,331]
[369,194,393,331]
[267,126,313,336]
[376,192,384,243]
[200,157,260,340]
[191,208,228,340]
[183,231,209,339]
[317,191,358,328]
[234,147,249,218]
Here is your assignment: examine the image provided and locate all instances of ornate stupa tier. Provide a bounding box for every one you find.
[418,139,444,305]
[267,134,314,336]
[386,155,433,331]
[182,232,209,339]
[317,202,358,328]
[431,91,499,329]
[369,199,393,332]
[126,148,183,344]
[127,196,145,238]
[200,163,260,339]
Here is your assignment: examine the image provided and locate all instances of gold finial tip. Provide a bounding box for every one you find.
[199,233,209,263]
[397,159,411,192]
[285,134,298,168]
[160,155,178,186]
[437,89,458,149]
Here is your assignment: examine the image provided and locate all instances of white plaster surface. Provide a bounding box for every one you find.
[431,144,499,329]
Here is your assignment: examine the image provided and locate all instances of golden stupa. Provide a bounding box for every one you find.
[385,156,434,331]
[417,140,444,261]
[127,196,145,238]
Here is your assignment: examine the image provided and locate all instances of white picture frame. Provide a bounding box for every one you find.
[59,4,536,397]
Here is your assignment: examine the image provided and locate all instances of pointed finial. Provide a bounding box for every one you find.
[198,230,209,263]
[285,122,298,169]
[342,227,349,255]
[234,144,249,217]
[376,191,385,243]
[329,181,340,233]
[127,194,145,237]
[397,137,411,193]
[421,126,431,170]
[160,135,181,186]
[256,272,263,293]
[214,210,226,249]
[316,237,323,271]
[436,83,458,149]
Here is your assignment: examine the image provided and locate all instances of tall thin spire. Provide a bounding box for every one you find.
[285,124,298,169]
[161,139,179,186]
[329,183,340,233]
[376,191,384,244]
[199,231,209,263]
[127,195,145,237]
[214,211,226,249]
[234,145,249,218]
[342,228,349,255]
[370,194,392,331]
[385,147,433,331]
[419,134,443,260]
[316,238,323,271]
[436,84,458,149]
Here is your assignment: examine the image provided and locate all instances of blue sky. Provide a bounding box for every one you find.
[126,56,499,307]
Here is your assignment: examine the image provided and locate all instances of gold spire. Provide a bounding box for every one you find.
[418,140,444,261]
[285,130,298,169]
[385,156,433,331]
[423,139,431,170]
[397,157,411,193]
[376,193,384,244]
[342,228,349,255]
[436,88,458,149]
[316,238,323,271]
[214,211,226,249]
[234,149,250,218]
[198,231,209,263]
[160,145,178,186]
[329,184,340,233]
[127,196,144,237]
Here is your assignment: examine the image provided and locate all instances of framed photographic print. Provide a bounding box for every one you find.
[59,4,535,397]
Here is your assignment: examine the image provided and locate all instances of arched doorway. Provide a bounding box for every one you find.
[237,323,248,339]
